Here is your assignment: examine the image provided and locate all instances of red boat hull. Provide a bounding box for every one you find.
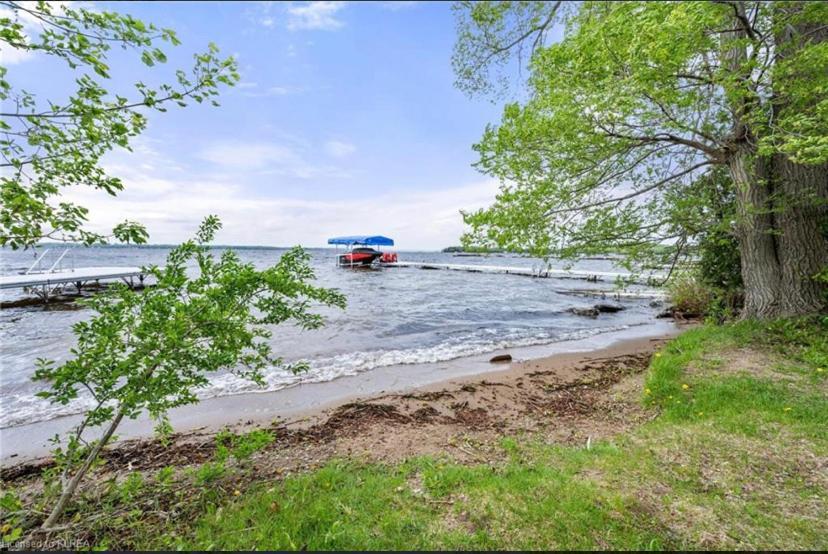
[338,251,382,267]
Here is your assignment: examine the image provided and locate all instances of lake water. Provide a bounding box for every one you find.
[0,246,663,429]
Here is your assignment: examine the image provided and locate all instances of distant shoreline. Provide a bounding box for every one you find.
[5,243,448,252]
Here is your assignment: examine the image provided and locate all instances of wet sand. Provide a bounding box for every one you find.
[1,320,681,465]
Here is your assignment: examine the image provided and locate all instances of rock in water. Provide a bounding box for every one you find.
[490,354,512,363]
[594,303,625,313]
[568,307,600,318]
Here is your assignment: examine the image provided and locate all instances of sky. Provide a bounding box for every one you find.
[2,0,515,250]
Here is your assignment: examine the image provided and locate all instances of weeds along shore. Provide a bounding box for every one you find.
[3,317,826,550]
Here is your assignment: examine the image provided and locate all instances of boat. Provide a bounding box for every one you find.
[327,235,397,268]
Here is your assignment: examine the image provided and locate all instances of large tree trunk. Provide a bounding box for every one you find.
[728,147,784,318]
[773,157,828,316]
[729,149,828,319]
[722,1,827,319]
[770,2,828,316]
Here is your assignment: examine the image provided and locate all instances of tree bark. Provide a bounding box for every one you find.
[721,1,827,319]
[720,5,786,319]
[728,147,784,318]
[772,156,828,315]
[770,2,828,316]
[41,408,126,529]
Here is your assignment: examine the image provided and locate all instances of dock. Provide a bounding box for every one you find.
[383,261,667,286]
[0,266,146,302]
[554,288,667,301]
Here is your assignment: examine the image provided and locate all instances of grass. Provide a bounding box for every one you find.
[7,317,828,550]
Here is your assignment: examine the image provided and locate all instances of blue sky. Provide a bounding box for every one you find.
[3,1,514,250]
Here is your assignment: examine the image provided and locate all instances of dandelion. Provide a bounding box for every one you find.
[784,407,792,412]
[668,395,673,399]
[697,411,704,416]
[234,489,241,496]
[682,383,690,390]
[817,367,824,373]
[645,388,652,395]
[655,352,662,358]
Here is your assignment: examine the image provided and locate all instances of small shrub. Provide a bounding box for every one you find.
[231,430,275,461]
[194,462,226,485]
[817,265,828,312]
[118,473,144,504]
[0,490,24,544]
[156,466,175,486]
[214,428,275,462]
[668,273,713,316]
[697,227,742,295]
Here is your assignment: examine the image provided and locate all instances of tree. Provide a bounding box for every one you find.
[0,0,239,249]
[0,3,346,533]
[34,216,347,529]
[454,1,828,318]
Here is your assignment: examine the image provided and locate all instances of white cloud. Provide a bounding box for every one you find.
[0,45,34,65]
[64,168,499,250]
[199,142,301,171]
[0,4,39,65]
[325,140,356,159]
[198,140,349,179]
[287,1,345,31]
[240,84,306,98]
[377,1,421,11]
[0,1,89,65]
[66,140,499,249]
[243,1,277,29]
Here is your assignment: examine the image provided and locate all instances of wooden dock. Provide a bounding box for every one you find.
[383,261,667,286]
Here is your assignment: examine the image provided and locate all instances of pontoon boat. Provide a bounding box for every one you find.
[327,235,397,268]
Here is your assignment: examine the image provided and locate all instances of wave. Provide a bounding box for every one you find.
[0,323,637,428]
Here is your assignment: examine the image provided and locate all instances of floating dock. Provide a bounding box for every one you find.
[0,266,145,302]
[383,261,667,286]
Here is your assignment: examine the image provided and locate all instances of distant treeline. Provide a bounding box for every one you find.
[27,242,291,250]
[441,246,526,254]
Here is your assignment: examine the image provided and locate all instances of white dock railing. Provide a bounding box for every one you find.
[1,266,146,302]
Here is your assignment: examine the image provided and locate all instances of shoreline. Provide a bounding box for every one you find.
[0,319,682,465]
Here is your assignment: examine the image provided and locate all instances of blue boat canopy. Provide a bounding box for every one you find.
[327,235,394,246]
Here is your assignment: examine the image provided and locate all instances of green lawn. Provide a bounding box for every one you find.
[11,318,828,550]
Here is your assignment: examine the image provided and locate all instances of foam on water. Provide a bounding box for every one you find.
[1,246,663,428]
[0,323,637,428]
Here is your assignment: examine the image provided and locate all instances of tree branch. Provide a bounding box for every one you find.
[543,160,713,217]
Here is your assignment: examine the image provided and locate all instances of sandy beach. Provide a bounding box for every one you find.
[2,320,683,478]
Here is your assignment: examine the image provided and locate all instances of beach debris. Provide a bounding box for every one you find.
[402,390,454,401]
[489,354,512,363]
[656,306,703,320]
[568,307,599,318]
[594,303,625,313]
